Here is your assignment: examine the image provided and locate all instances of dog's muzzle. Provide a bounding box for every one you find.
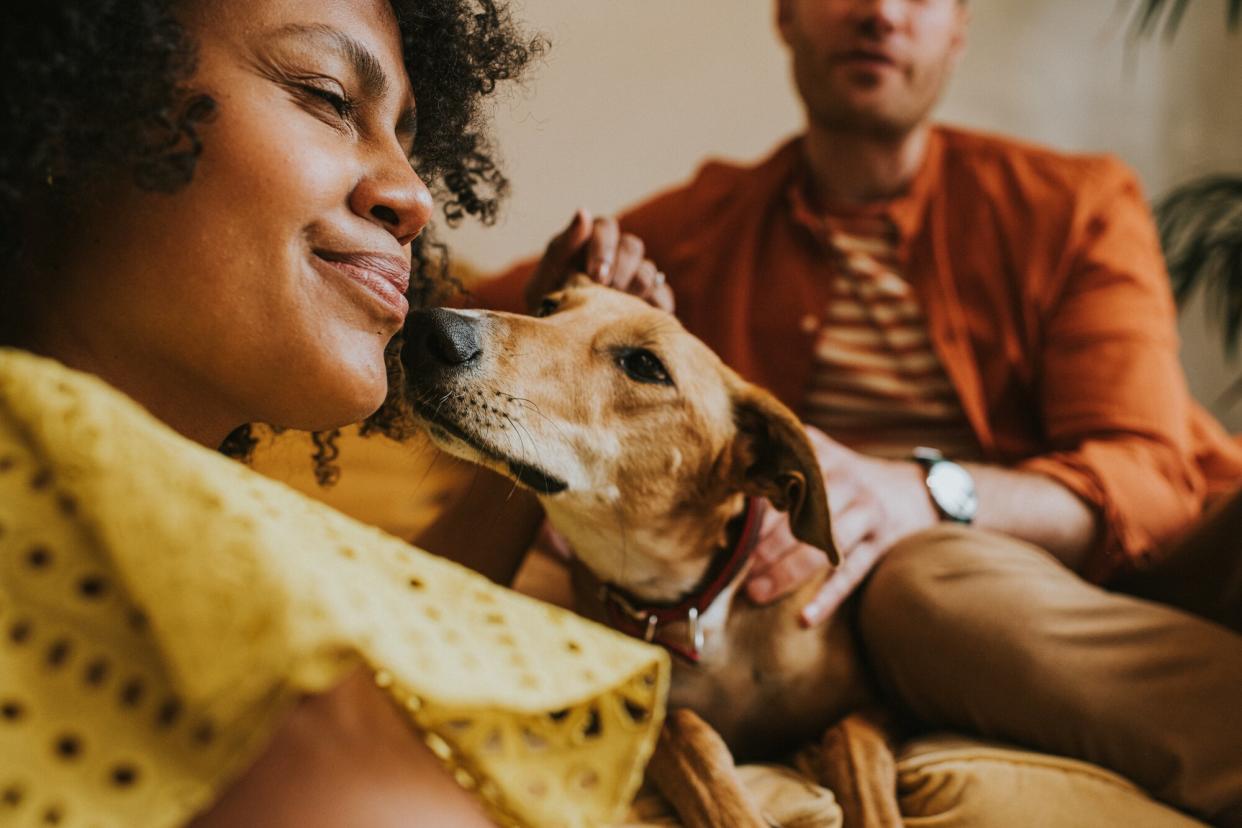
[399,308,572,496]
[403,307,485,380]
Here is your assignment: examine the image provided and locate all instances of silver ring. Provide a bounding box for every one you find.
[653,270,666,288]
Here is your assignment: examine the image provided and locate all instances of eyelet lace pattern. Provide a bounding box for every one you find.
[0,349,669,828]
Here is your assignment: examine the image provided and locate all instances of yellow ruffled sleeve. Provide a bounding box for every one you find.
[0,348,669,828]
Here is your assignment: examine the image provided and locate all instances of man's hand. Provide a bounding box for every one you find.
[523,209,674,313]
[745,427,938,626]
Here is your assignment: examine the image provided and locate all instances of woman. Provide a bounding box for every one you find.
[0,2,667,826]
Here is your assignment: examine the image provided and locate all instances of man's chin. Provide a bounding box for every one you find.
[811,101,923,140]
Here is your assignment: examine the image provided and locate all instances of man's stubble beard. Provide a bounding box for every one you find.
[794,53,954,142]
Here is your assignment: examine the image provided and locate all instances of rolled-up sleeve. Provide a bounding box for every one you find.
[1018,162,1205,582]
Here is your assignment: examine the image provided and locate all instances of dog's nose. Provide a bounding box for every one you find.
[409,307,483,367]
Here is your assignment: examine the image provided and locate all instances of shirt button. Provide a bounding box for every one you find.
[800,314,819,334]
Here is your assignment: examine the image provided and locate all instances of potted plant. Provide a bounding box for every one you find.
[1132,0,1242,406]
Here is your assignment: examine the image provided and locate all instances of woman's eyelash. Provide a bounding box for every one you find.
[299,84,355,118]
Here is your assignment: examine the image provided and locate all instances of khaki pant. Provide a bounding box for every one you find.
[857,492,1242,827]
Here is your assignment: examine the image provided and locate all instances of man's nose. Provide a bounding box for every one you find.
[852,0,904,34]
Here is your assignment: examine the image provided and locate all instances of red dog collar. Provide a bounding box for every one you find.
[600,497,765,663]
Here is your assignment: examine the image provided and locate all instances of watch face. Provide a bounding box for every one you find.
[926,461,979,522]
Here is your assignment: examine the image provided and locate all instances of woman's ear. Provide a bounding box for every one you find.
[729,380,838,564]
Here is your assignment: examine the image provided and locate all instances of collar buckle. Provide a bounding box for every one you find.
[597,497,764,664]
[686,607,703,654]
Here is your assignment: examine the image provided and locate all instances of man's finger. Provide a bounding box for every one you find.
[527,210,594,310]
[806,427,854,474]
[586,217,620,281]
[799,542,886,626]
[751,510,798,567]
[625,259,659,299]
[610,234,646,291]
[799,576,852,628]
[825,476,866,526]
[746,544,829,604]
[651,281,675,313]
[828,503,872,556]
[543,208,592,265]
[747,538,796,579]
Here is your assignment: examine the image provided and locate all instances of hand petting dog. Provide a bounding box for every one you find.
[524,209,675,313]
[525,212,945,628]
[406,280,869,757]
[745,427,938,627]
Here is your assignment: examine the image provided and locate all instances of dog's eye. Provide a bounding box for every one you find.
[535,297,560,318]
[619,348,673,386]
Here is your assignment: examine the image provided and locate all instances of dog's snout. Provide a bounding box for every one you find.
[411,308,483,367]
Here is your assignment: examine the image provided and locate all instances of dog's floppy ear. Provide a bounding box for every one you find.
[729,380,839,564]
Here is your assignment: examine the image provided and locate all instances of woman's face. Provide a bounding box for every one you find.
[32,0,432,444]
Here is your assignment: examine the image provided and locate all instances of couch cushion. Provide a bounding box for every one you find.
[897,734,1207,827]
[620,764,843,827]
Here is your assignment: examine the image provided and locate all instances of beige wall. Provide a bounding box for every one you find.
[442,1,1242,430]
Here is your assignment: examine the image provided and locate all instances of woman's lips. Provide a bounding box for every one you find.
[312,250,411,320]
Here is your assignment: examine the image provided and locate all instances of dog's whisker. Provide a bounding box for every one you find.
[411,442,446,493]
[496,412,531,481]
[494,417,526,502]
[499,410,528,455]
[510,416,542,463]
[503,393,575,448]
[432,391,454,415]
[479,385,536,460]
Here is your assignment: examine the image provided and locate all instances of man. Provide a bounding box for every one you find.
[477,0,1242,823]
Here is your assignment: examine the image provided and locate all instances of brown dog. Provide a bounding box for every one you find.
[403,278,870,759]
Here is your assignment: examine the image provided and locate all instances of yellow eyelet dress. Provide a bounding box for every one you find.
[0,349,669,828]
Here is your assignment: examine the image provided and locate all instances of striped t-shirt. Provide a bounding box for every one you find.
[796,209,980,461]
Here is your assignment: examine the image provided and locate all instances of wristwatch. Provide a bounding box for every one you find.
[912,447,978,524]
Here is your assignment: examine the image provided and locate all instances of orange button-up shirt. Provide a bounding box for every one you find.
[478,127,1242,581]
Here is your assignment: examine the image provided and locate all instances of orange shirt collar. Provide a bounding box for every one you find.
[786,128,946,256]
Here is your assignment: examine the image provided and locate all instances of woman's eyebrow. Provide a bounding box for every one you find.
[265,23,391,100]
[263,23,418,146]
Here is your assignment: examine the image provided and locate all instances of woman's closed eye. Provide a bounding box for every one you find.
[291,77,358,129]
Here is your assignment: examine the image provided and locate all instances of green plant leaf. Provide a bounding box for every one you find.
[1156,175,1242,356]
[1165,0,1192,38]
[1131,0,1242,37]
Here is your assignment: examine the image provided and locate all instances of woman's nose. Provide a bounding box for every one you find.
[350,152,434,247]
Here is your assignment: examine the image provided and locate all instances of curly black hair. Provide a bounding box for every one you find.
[0,0,542,477]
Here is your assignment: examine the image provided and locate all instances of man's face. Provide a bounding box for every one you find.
[778,0,968,138]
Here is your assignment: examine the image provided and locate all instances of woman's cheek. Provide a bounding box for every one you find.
[222,110,358,217]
